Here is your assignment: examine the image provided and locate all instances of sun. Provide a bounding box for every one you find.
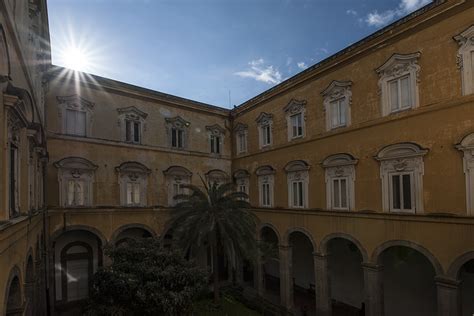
[60,45,91,71]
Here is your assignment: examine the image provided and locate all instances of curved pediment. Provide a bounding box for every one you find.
[233,169,250,179]
[284,160,310,173]
[115,161,151,174]
[54,157,98,171]
[375,142,428,161]
[163,165,193,177]
[255,165,276,176]
[322,153,358,168]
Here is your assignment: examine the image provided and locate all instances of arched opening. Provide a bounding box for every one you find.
[114,226,153,246]
[380,246,437,316]
[288,231,315,316]
[52,229,103,314]
[25,256,35,316]
[6,274,22,316]
[327,238,365,315]
[459,259,474,316]
[260,226,280,303]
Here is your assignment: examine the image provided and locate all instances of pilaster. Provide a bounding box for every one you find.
[435,276,461,316]
[313,252,331,316]
[362,262,384,316]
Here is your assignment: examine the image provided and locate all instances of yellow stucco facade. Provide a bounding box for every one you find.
[1,0,474,315]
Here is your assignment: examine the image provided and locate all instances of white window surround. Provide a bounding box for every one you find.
[256,112,273,149]
[256,165,275,208]
[115,162,151,207]
[376,53,421,116]
[54,157,98,207]
[283,99,307,141]
[233,169,250,199]
[165,116,190,149]
[117,106,148,144]
[57,95,94,137]
[454,25,474,96]
[284,160,310,209]
[205,169,229,186]
[321,80,352,131]
[6,109,24,217]
[206,124,226,155]
[455,132,474,216]
[163,166,192,206]
[234,123,248,155]
[322,153,358,211]
[375,143,428,213]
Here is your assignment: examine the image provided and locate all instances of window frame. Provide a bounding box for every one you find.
[388,171,415,213]
[256,166,275,208]
[376,53,420,117]
[283,99,306,141]
[454,25,474,96]
[375,143,427,214]
[256,112,273,149]
[322,80,352,131]
[117,106,147,145]
[322,153,357,212]
[116,162,151,207]
[57,95,94,137]
[285,160,310,209]
[166,116,190,150]
[164,166,193,206]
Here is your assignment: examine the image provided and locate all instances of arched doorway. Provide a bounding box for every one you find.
[52,229,103,315]
[5,272,22,316]
[459,259,474,316]
[326,237,365,315]
[379,246,437,316]
[260,225,280,303]
[288,231,315,316]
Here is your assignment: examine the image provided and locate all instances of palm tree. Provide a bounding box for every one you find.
[165,178,258,304]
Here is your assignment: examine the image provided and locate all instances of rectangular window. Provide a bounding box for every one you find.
[332,177,348,210]
[125,120,141,143]
[171,128,184,149]
[261,182,271,207]
[291,180,304,207]
[389,75,412,112]
[66,109,86,136]
[291,113,303,138]
[390,173,413,212]
[126,182,141,205]
[67,179,85,206]
[330,98,347,128]
[210,135,221,154]
[237,132,247,153]
[262,125,271,146]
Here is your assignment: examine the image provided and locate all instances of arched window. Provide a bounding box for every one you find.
[60,242,93,302]
[284,160,310,208]
[6,273,22,316]
[375,143,428,213]
[116,162,151,207]
[454,25,474,95]
[163,166,192,206]
[322,154,358,211]
[54,157,98,207]
[376,53,421,116]
[256,166,276,208]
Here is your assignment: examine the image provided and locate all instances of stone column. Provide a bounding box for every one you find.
[362,262,384,316]
[435,276,461,316]
[255,249,264,296]
[313,252,331,316]
[279,245,294,311]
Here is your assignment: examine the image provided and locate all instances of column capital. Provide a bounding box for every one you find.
[434,275,461,289]
[279,245,292,251]
[313,251,329,259]
[362,262,383,272]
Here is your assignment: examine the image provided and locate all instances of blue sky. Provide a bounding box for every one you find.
[48,0,431,108]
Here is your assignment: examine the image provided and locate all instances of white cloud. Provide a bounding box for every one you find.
[235,59,282,85]
[297,62,307,70]
[346,9,358,16]
[365,0,431,27]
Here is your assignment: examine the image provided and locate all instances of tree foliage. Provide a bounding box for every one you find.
[167,179,258,302]
[85,238,207,316]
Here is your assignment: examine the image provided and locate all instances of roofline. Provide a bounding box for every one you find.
[45,65,231,117]
[231,0,456,116]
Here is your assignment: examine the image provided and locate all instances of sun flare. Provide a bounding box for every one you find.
[60,46,91,71]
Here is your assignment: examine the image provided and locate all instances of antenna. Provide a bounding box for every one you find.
[228,90,231,108]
